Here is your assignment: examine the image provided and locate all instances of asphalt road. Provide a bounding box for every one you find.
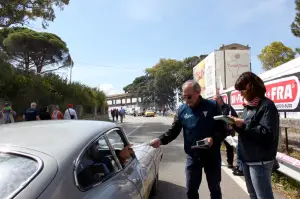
[117,115,285,199]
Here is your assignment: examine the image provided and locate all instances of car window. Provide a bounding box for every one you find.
[76,136,120,191]
[0,152,41,199]
[106,129,134,167]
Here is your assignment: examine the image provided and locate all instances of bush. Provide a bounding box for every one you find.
[0,61,106,114]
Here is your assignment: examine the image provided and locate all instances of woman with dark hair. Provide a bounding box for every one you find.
[230,72,279,199]
[39,106,51,120]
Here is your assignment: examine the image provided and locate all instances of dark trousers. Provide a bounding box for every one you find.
[224,141,234,165]
[186,155,222,199]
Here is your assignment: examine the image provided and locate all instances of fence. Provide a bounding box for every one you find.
[224,118,300,183]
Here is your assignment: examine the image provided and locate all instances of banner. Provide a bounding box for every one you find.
[193,59,206,97]
[227,74,300,112]
[204,52,216,98]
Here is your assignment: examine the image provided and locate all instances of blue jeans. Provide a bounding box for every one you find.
[236,144,243,172]
[185,155,222,199]
[243,161,274,199]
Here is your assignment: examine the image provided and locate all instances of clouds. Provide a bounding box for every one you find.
[98,83,122,95]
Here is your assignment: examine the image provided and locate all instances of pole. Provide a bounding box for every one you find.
[223,44,227,89]
[69,65,73,84]
[248,45,252,72]
[284,112,289,151]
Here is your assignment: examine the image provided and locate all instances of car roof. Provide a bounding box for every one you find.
[0,120,117,162]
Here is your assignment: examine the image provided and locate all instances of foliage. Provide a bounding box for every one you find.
[124,55,204,109]
[0,27,72,74]
[0,62,106,114]
[258,42,296,71]
[291,0,300,38]
[0,0,70,28]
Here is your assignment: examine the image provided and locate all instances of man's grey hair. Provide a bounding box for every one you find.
[182,80,201,93]
[30,102,37,108]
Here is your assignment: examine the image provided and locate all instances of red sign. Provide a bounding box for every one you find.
[265,76,300,110]
[230,91,243,109]
[221,94,228,104]
[229,76,300,110]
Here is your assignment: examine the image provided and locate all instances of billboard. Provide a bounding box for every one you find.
[204,52,217,98]
[225,50,251,88]
[193,59,206,97]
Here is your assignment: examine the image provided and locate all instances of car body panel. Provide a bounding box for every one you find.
[0,146,58,199]
[0,121,162,199]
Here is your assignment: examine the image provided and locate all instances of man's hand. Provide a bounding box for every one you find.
[229,116,245,128]
[150,138,161,148]
[206,137,213,147]
[119,144,134,161]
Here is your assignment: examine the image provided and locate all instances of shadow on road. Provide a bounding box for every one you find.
[152,180,187,199]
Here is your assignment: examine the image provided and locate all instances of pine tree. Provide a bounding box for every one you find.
[291,0,300,53]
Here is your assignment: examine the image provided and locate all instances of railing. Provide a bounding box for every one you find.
[225,125,300,183]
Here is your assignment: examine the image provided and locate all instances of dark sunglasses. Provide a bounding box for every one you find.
[183,95,192,100]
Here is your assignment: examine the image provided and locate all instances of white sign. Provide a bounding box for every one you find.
[205,52,216,98]
[225,50,250,88]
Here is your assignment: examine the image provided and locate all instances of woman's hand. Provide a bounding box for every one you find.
[229,116,246,128]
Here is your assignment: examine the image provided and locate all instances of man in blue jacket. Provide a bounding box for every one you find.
[150,80,226,199]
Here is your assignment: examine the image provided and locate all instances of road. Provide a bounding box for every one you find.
[118,115,285,199]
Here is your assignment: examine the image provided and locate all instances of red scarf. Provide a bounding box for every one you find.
[242,97,260,107]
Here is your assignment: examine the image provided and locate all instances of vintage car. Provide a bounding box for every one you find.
[144,110,155,117]
[0,120,163,199]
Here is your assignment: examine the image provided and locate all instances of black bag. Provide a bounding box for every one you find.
[68,108,75,119]
[272,159,280,172]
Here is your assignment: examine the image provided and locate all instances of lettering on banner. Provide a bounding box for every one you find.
[264,76,300,110]
[230,91,244,109]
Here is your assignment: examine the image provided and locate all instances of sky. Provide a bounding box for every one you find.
[30,0,299,95]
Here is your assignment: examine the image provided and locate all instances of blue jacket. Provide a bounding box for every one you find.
[159,97,226,158]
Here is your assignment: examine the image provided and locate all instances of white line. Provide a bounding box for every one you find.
[221,161,249,195]
[127,119,145,136]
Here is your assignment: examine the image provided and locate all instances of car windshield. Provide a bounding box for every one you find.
[0,152,40,199]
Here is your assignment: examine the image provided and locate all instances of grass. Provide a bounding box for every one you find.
[272,172,300,199]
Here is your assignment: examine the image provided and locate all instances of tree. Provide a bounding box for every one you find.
[0,27,72,74]
[291,0,300,53]
[0,0,70,28]
[258,41,296,70]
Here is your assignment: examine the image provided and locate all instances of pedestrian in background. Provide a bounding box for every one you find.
[115,108,119,121]
[39,106,51,120]
[0,102,16,124]
[64,104,78,120]
[111,109,115,121]
[52,105,64,120]
[24,102,40,121]
[230,72,279,199]
[150,80,226,199]
[213,94,238,169]
[119,107,125,123]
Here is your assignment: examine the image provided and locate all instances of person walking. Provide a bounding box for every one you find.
[150,80,226,199]
[111,109,115,121]
[0,103,16,124]
[115,108,119,121]
[64,104,78,120]
[52,105,64,120]
[24,102,40,121]
[213,95,238,169]
[119,107,125,123]
[230,72,279,199]
[39,106,51,120]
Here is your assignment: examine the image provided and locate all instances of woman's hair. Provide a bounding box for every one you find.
[234,72,266,101]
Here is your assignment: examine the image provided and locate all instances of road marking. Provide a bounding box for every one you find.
[127,118,145,136]
[221,161,248,194]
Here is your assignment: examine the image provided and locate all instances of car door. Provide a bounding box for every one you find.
[105,128,146,199]
[74,134,142,199]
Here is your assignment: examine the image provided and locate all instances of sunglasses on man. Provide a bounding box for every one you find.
[183,95,192,100]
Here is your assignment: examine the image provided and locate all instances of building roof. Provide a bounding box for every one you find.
[0,120,117,163]
[219,43,250,50]
[106,92,138,99]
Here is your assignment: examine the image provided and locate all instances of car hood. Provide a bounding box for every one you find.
[130,142,162,162]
